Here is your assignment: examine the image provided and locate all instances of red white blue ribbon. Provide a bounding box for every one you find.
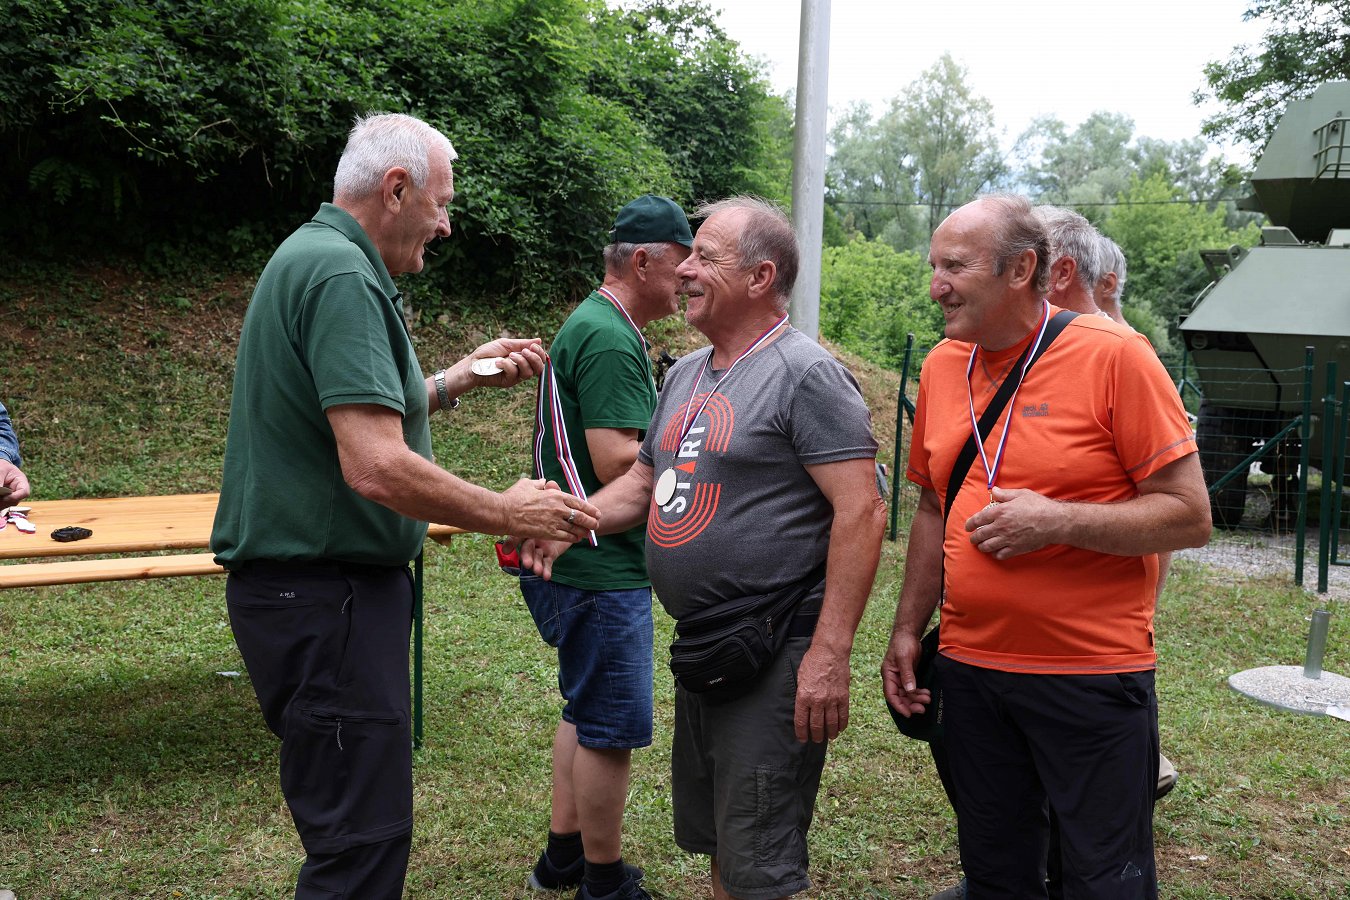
[532,288,651,547]
[598,287,648,355]
[965,300,1051,503]
[675,314,790,446]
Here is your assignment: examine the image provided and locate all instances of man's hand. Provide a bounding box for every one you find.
[428,338,548,413]
[518,537,573,580]
[501,478,599,542]
[964,485,1061,560]
[881,628,931,720]
[0,460,30,509]
[464,337,547,388]
[793,645,852,744]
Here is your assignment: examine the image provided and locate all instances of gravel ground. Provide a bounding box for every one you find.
[1176,530,1350,601]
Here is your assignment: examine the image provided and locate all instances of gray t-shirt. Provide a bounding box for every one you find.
[638,329,878,621]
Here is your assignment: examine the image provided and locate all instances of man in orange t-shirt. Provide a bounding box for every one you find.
[882,194,1211,900]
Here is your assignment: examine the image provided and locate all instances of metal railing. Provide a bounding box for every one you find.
[1313,116,1350,180]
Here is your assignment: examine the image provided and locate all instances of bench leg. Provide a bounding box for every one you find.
[414,550,424,750]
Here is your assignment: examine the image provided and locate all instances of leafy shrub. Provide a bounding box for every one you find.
[0,0,789,312]
[820,236,940,368]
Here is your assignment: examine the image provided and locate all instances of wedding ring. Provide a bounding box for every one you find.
[567,509,576,525]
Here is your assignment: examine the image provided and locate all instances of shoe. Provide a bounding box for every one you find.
[576,875,651,900]
[931,878,966,900]
[0,890,15,900]
[1156,752,1179,800]
[528,853,643,892]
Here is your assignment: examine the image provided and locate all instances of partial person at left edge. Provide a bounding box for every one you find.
[0,399,31,508]
[209,112,600,900]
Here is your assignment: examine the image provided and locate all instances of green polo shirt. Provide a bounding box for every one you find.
[211,203,433,567]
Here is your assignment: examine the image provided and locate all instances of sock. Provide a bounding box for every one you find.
[545,830,583,869]
[584,857,627,897]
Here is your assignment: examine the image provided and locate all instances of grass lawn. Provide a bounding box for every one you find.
[1,267,1347,898]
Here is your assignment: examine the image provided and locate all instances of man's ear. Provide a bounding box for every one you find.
[1047,256,1075,293]
[1097,271,1118,298]
[745,260,778,300]
[631,246,650,281]
[382,167,411,213]
[1007,249,1040,292]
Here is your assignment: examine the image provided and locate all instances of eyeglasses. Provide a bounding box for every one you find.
[495,539,522,576]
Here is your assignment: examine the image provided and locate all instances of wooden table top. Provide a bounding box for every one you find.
[0,493,464,562]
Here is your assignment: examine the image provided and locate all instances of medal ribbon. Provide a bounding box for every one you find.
[597,287,649,355]
[675,315,790,446]
[965,300,1051,502]
[531,288,651,547]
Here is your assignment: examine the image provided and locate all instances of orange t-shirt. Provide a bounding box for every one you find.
[907,310,1196,674]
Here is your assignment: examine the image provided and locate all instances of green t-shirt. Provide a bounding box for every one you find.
[211,203,432,567]
[538,292,656,589]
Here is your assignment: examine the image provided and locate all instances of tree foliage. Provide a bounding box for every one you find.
[1197,0,1350,155]
[0,0,791,311]
[819,237,938,368]
[1102,172,1262,356]
[826,54,1005,253]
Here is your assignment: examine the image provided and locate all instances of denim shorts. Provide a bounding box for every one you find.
[519,576,654,749]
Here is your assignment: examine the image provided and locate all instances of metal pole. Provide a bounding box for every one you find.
[1319,361,1336,593]
[1295,347,1314,587]
[1335,380,1350,565]
[890,333,915,540]
[1304,609,1331,679]
[789,0,830,341]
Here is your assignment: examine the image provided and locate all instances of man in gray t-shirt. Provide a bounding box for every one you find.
[641,329,877,620]
[525,196,884,900]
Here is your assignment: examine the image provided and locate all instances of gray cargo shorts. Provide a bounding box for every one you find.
[671,636,828,900]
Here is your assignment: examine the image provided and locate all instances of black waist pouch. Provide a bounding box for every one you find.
[669,564,825,703]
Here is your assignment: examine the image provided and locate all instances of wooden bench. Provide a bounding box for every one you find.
[0,493,461,746]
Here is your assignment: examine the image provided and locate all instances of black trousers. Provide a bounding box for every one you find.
[934,656,1159,900]
[227,560,415,899]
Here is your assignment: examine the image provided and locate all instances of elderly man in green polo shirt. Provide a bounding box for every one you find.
[211,112,599,899]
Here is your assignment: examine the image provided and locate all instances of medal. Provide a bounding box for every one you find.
[654,468,678,506]
[966,300,1051,502]
[470,358,504,376]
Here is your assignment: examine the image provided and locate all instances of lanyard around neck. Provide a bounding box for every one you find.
[964,300,1051,503]
[675,315,789,447]
[597,287,648,355]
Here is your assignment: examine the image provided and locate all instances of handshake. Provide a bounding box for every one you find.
[495,477,599,579]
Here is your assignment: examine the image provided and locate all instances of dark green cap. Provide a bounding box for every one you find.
[610,194,693,247]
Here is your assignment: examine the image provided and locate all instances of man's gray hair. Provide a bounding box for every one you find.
[694,196,799,311]
[1098,235,1127,304]
[603,241,672,275]
[1034,205,1104,293]
[333,113,458,201]
[976,194,1051,296]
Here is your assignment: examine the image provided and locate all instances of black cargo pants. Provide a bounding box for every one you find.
[227,560,415,899]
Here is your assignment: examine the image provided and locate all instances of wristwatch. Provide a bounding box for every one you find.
[433,370,459,413]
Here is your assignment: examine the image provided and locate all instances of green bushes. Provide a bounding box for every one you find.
[821,236,941,368]
[0,0,790,312]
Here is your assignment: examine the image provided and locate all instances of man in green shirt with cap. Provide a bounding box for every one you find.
[520,195,692,900]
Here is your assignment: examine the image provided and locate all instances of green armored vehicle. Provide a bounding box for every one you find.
[1180,81,1350,527]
